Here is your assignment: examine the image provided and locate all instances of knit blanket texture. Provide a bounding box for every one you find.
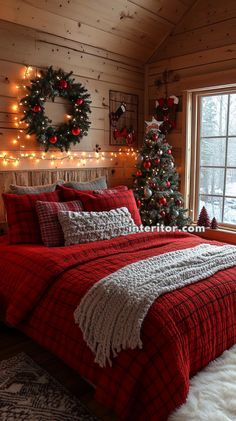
[74,243,236,367]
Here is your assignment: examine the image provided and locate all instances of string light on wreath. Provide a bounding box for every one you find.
[20,66,91,152]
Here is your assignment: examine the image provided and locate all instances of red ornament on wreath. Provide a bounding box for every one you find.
[136,170,142,177]
[71,127,81,136]
[59,79,68,89]
[32,105,41,113]
[49,135,58,144]
[75,98,84,106]
[143,160,151,169]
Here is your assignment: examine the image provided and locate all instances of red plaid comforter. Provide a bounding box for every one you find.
[0,231,236,420]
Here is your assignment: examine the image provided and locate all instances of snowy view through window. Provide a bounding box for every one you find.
[199,93,236,225]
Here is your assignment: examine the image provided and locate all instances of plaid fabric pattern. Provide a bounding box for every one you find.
[58,185,128,201]
[0,231,236,420]
[2,191,60,244]
[78,190,142,225]
[35,200,83,247]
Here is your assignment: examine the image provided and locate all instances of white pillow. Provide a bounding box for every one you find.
[58,207,136,246]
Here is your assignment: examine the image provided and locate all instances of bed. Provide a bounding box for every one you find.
[0,230,236,420]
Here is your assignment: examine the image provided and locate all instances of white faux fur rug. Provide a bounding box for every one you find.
[169,345,236,421]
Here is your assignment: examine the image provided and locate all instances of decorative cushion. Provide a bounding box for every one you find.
[2,190,60,244]
[77,190,142,226]
[58,184,128,202]
[9,180,64,195]
[64,176,107,191]
[36,200,83,247]
[58,207,136,246]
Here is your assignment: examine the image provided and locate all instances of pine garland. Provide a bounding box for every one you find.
[20,66,91,152]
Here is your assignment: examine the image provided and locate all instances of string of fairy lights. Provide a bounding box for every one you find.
[0,66,138,168]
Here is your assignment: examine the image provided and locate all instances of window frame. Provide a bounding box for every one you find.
[186,86,236,231]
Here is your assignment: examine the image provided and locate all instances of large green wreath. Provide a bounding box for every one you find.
[21,66,91,152]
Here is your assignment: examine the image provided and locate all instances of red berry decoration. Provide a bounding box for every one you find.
[59,79,68,89]
[159,197,167,205]
[152,133,158,141]
[32,105,41,113]
[136,170,142,176]
[71,127,81,136]
[154,158,160,165]
[49,135,58,144]
[166,180,171,188]
[143,160,151,169]
[75,98,84,106]
[167,149,172,155]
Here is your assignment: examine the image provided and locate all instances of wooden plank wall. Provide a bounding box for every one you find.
[0,19,144,186]
[146,0,236,195]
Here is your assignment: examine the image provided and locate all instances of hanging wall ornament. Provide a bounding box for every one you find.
[110,102,127,126]
[155,95,179,134]
[20,66,91,152]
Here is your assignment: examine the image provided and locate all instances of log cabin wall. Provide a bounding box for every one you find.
[146,0,236,195]
[0,0,198,187]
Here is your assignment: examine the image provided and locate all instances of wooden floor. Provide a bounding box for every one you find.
[0,324,118,421]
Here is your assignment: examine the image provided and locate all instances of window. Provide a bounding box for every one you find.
[188,89,236,229]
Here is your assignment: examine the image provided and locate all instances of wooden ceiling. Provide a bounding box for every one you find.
[0,0,198,64]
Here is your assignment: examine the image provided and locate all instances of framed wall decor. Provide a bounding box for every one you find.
[109,90,138,147]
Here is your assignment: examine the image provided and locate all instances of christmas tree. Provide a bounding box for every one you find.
[197,206,211,227]
[133,124,190,227]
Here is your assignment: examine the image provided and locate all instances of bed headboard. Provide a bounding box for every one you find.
[0,167,116,224]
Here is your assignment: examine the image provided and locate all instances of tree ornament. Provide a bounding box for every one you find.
[157,150,163,155]
[143,160,151,169]
[20,66,91,151]
[159,197,167,205]
[154,158,160,165]
[59,79,68,89]
[166,180,171,188]
[32,105,42,113]
[144,187,153,199]
[172,209,179,217]
[71,127,81,136]
[197,206,211,227]
[152,133,158,141]
[175,199,182,206]
[136,170,142,176]
[49,135,58,144]
[137,155,144,166]
[75,98,84,106]
[167,149,172,155]
[137,199,141,207]
[210,217,218,229]
[159,210,166,218]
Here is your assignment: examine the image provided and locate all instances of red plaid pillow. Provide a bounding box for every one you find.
[78,190,142,225]
[36,200,83,247]
[2,191,60,244]
[58,185,128,201]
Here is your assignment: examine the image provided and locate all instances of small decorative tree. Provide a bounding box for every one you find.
[133,123,190,227]
[197,206,211,227]
[210,217,218,229]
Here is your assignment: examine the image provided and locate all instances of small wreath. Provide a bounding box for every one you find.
[20,66,91,151]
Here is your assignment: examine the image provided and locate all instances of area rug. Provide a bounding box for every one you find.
[169,344,236,421]
[0,352,97,420]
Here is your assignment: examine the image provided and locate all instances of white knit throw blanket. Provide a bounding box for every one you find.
[74,244,236,367]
